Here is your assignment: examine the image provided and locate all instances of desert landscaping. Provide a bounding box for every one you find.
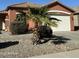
[0,31,79,57]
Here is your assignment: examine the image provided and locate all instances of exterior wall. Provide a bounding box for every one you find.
[27,19,36,30]
[6,9,16,32]
[74,15,79,26]
[70,14,74,31]
[7,8,29,32]
[5,14,10,31]
[8,8,29,22]
[48,4,72,14]
[8,9,16,22]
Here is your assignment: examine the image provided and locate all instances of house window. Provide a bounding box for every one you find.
[16,12,26,22]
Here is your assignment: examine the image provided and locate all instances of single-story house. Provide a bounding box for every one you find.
[0,1,77,32]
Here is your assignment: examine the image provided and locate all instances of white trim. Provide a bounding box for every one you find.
[47,10,71,14]
[2,22,5,30]
[5,19,9,21]
[16,12,21,14]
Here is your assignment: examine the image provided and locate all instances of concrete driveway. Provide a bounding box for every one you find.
[54,31,79,43]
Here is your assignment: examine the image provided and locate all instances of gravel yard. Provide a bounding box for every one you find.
[0,31,79,58]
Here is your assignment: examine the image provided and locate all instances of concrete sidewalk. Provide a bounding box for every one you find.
[33,49,79,58]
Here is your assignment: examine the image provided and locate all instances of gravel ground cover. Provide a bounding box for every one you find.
[0,31,79,58]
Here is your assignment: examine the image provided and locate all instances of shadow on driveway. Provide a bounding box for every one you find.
[0,41,19,49]
[35,35,71,45]
[51,35,71,45]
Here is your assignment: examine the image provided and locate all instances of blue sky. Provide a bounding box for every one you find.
[0,0,79,11]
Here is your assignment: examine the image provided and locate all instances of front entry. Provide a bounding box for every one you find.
[0,14,6,31]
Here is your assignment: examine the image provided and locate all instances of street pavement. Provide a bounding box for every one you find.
[33,49,79,58]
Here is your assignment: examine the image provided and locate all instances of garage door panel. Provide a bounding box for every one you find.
[50,15,70,31]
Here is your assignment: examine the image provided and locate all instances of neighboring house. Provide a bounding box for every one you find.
[0,1,76,32]
[73,7,79,30]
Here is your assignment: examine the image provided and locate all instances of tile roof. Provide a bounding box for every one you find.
[4,1,75,13]
[8,2,43,8]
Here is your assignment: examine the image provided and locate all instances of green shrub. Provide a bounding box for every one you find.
[10,12,28,34]
[10,21,28,34]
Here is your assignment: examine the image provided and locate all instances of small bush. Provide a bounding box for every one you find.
[10,21,28,34]
[37,25,53,39]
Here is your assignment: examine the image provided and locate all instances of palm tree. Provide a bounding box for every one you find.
[26,8,58,29]
[26,8,59,45]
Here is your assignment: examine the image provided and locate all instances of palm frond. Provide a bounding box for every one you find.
[26,8,58,27]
